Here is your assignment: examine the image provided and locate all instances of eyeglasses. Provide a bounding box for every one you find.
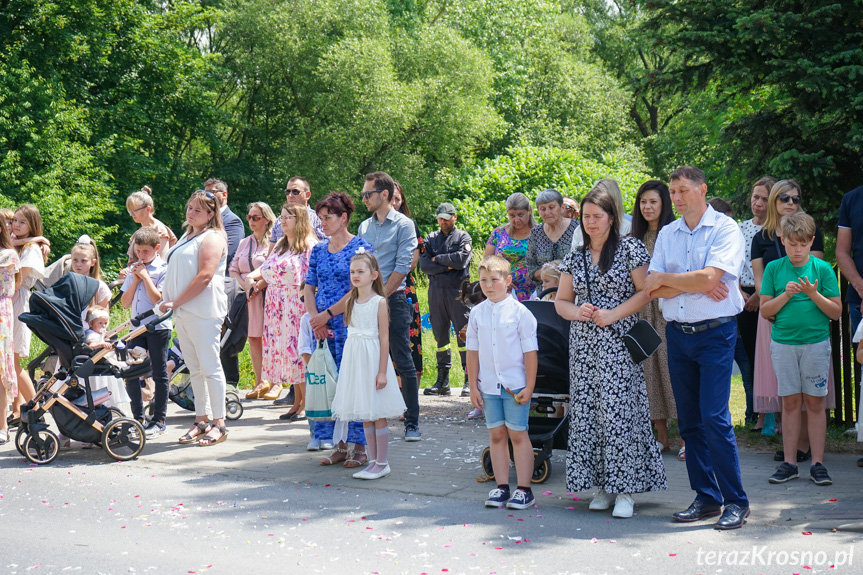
[127,206,147,216]
[778,193,801,205]
[285,188,305,196]
[277,214,297,223]
[246,214,264,222]
[361,189,384,200]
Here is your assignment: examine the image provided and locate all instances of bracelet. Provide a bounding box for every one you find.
[326,308,334,317]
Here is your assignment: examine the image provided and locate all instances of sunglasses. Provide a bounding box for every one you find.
[778,193,801,204]
[563,204,577,211]
[361,189,384,200]
[246,214,264,222]
[285,188,305,196]
[193,189,216,200]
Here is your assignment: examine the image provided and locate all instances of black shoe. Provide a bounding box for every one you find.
[857,457,863,468]
[768,462,799,484]
[714,504,750,530]
[774,449,811,462]
[424,383,451,396]
[273,389,295,406]
[809,463,833,486]
[672,499,723,522]
[279,411,300,421]
[460,383,470,397]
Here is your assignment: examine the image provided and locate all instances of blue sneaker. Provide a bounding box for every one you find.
[404,425,421,442]
[506,489,536,510]
[485,487,511,508]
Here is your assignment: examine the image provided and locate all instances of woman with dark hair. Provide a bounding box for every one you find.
[555,187,666,519]
[392,181,423,385]
[304,192,370,465]
[630,180,679,456]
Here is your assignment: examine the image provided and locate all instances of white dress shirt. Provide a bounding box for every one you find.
[465,296,538,394]
[648,205,745,323]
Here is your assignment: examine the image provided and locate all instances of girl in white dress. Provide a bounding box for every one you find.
[331,250,406,480]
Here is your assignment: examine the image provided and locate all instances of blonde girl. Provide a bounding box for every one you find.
[9,205,47,424]
[538,260,562,300]
[0,220,19,443]
[330,251,406,480]
[125,186,178,264]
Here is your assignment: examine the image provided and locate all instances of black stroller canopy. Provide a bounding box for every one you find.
[19,272,99,344]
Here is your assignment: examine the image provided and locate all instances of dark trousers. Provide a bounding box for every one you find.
[124,329,171,423]
[666,320,749,508]
[220,348,240,386]
[427,282,469,371]
[736,286,758,424]
[389,291,419,427]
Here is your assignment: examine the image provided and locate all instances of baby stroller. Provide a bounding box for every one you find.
[156,277,246,421]
[479,287,571,483]
[14,273,169,465]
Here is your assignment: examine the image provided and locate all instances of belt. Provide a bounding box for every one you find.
[669,316,735,335]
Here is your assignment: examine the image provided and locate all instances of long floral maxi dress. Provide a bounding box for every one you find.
[637,230,677,421]
[0,248,20,400]
[404,221,424,376]
[559,236,668,495]
[487,226,533,301]
[261,244,314,386]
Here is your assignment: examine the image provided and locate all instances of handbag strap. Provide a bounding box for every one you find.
[580,247,592,303]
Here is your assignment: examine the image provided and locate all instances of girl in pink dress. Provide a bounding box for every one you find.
[0,222,19,445]
[248,204,317,412]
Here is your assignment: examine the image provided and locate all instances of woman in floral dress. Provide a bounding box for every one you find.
[249,204,317,408]
[0,223,19,445]
[555,186,667,519]
[484,192,536,301]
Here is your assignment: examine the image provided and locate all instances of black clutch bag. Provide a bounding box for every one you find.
[581,248,662,364]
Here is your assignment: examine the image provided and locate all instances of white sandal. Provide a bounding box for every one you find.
[0,429,8,445]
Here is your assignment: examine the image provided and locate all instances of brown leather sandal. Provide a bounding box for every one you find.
[344,450,368,468]
[198,425,228,446]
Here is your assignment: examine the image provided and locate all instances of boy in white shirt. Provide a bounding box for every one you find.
[467,255,538,510]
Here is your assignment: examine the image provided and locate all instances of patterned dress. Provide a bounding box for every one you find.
[487,226,533,301]
[261,242,315,385]
[404,221,424,375]
[637,230,677,421]
[0,249,20,399]
[559,236,668,494]
[305,236,372,445]
[526,219,578,284]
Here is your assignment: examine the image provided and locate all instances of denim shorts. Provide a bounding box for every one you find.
[482,387,530,432]
[771,339,831,397]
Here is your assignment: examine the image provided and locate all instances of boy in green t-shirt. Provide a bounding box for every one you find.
[760,212,841,486]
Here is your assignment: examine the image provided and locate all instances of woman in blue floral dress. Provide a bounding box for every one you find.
[304,192,371,467]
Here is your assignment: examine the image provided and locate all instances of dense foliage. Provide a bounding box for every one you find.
[1,0,859,271]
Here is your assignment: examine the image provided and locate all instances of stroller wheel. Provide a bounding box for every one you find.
[531,455,551,484]
[225,399,244,421]
[480,447,494,480]
[15,426,28,457]
[109,406,127,420]
[226,390,240,403]
[22,429,60,465]
[102,418,146,461]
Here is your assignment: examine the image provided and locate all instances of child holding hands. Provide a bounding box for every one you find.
[761,212,841,486]
[330,251,406,480]
[467,255,538,509]
[120,227,172,438]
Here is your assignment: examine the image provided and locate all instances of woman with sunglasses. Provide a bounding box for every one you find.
[230,202,277,398]
[160,190,230,446]
[751,180,835,453]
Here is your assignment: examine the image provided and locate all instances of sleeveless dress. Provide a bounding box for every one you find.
[331,295,407,421]
[0,249,19,399]
[164,230,228,319]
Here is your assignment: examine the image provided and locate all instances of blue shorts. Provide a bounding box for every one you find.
[482,387,530,432]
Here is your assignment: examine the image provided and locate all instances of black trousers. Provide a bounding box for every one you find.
[737,286,758,424]
[124,329,171,422]
[427,282,470,371]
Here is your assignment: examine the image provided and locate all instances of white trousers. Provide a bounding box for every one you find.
[175,309,225,420]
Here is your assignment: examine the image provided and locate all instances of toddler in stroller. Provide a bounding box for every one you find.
[14,273,169,464]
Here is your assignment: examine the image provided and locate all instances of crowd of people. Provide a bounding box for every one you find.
[2,165,862,529]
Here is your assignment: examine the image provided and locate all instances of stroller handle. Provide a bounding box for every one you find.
[146,310,173,331]
[129,309,155,327]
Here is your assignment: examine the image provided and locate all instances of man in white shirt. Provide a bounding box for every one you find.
[646,166,749,531]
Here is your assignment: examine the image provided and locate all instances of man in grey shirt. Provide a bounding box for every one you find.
[357,171,422,441]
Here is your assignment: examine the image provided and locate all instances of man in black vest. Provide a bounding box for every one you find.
[420,203,472,396]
